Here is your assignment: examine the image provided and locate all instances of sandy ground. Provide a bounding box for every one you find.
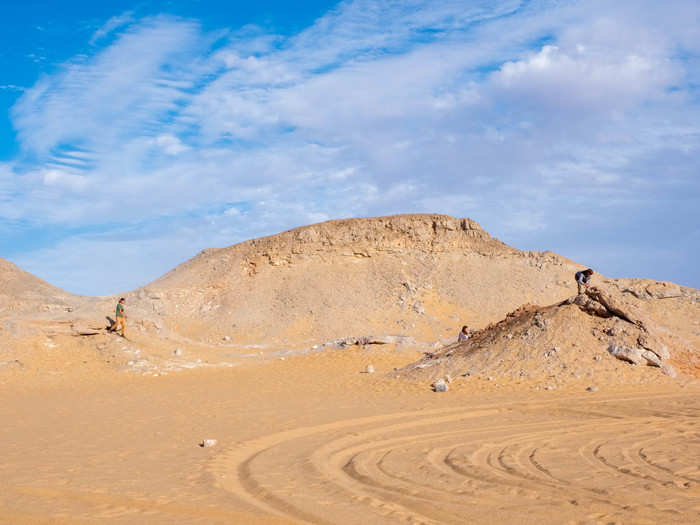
[0,346,698,525]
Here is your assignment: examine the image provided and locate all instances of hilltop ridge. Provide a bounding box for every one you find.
[153,214,520,288]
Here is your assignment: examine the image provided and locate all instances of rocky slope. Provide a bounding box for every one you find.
[398,282,700,386]
[0,257,74,316]
[136,214,586,346]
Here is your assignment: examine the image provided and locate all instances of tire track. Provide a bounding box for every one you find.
[211,393,700,524]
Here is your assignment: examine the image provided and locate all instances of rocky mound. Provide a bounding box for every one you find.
[135,214,584,347]
[398,283,700,387]
[0,257,75,316]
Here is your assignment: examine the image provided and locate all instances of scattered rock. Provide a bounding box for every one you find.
[173,348,183,356]
[593,355,601,361]
[223,336,231,342]
[641,350,662,367]
[545,385,555,391]
[432,379,448,392]
[199,439,217,448]
[646,282,682,299]
[321,335,416,349]
[445,374,453,383]
[364,364,375,374]
[412,302,425,315]
[533,313,547,329]
[608,345,644,365]
[637,334,670,360]
[402,281,418,294]
[586,386,599,392]
[605,325,622,337]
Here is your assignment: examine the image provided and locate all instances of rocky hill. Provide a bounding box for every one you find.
[138,214,585,346]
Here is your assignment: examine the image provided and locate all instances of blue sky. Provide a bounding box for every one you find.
[1,0,699,295]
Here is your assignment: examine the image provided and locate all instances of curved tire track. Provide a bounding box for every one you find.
[210,393,700,524]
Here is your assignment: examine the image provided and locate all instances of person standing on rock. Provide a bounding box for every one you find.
[575,269,594,295]
[458,325,470,342]
[109,297,127,337]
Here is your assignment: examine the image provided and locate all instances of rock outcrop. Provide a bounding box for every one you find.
[398,282,696,384]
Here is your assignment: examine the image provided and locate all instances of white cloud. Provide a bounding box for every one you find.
[154,134,189,155]
[492,44,678,111]
[4,0,700,293]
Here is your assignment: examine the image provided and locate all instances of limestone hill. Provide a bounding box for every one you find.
[138,214,583,346]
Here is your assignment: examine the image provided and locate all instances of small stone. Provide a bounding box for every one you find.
[545,385,555,391]
[487,376,494,381]
[586,386,599,392]
[445,374,453,383]
[365,364,375,374]
[173,348,183,356]
[223,336,231,342]
[608,345,644,365]
[199,439,217,448]
[593,355,601,361]
[432,379,448,392]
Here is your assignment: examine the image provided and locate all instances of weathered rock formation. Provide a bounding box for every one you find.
[138,214,583,346]
[398,282,698,384]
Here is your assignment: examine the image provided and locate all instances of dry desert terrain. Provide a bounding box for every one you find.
[1,215,698,524]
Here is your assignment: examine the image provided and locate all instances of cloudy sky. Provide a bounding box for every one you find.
[1,0,699,295]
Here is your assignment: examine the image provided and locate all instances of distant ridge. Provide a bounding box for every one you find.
[0,257,73,315]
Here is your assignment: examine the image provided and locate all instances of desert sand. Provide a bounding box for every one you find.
[1,214,698,524]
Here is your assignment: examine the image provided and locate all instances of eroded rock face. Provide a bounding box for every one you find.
[584,287,652,331]
[576,287,678,374]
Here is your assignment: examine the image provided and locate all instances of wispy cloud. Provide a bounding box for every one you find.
[4,0,700,294]
[89,11,135,45]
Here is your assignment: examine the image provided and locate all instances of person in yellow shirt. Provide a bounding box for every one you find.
[109,297,127,337]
